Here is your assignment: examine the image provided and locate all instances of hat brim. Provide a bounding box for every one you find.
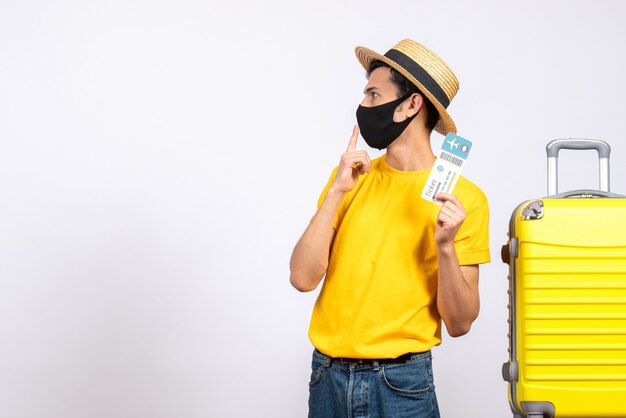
[355,46,456,136]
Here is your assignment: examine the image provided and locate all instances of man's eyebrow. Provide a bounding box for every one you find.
[363,86,379,94]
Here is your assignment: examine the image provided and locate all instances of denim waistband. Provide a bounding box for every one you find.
[313,348,431,368]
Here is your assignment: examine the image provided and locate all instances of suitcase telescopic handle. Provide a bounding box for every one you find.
[546,139,611,195]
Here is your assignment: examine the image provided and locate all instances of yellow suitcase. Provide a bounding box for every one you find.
[502,139,626,417]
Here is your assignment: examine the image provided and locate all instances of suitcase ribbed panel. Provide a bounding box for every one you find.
[512,199,626,417]
[521,245,626,385]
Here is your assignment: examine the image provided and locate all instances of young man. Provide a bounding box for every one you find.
[290,39,490,418]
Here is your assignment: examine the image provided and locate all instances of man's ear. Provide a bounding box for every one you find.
[407,93,424,117]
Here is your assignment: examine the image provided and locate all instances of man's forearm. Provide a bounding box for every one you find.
[436,244,480,337]
[289,189,344,292]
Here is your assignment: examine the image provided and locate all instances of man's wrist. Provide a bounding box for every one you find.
[436,241,456,256]
[326,187,347,200]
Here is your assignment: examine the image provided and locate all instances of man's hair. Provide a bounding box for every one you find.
[367,60,439,132]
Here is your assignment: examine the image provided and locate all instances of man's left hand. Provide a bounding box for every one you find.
[434,193,466,247]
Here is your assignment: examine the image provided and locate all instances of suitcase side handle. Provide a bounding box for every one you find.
[546,139,611,195]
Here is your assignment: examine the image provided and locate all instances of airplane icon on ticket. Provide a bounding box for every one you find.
[446,137,459,150]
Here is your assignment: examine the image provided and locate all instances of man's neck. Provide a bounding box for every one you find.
[385,129,435,171]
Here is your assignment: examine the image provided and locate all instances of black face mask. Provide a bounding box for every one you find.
[356,93,419,150]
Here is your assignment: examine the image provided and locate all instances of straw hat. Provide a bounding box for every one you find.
[355,39,459,135]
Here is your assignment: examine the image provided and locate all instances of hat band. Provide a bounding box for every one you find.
[384,49,450,108]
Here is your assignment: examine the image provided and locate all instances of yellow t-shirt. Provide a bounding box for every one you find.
[308,155,490,358]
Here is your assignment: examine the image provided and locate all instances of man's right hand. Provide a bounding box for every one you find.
[329,125,371,194]
[289,126,369,292]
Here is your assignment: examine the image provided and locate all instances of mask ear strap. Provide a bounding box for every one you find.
[392,92,414,115]
[398,91,414,102]
[401,106,420,124]
[395,92,417,119]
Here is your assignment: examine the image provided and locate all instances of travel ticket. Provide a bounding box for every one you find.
[421,133,472,205]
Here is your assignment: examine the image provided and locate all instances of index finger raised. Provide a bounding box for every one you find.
[346,125,359,153]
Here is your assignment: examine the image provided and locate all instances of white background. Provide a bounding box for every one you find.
[1,0,626,417]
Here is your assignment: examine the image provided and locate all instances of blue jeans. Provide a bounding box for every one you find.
[308,349,440,418]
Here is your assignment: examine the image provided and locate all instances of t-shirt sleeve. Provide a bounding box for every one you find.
[454,186,491,266]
